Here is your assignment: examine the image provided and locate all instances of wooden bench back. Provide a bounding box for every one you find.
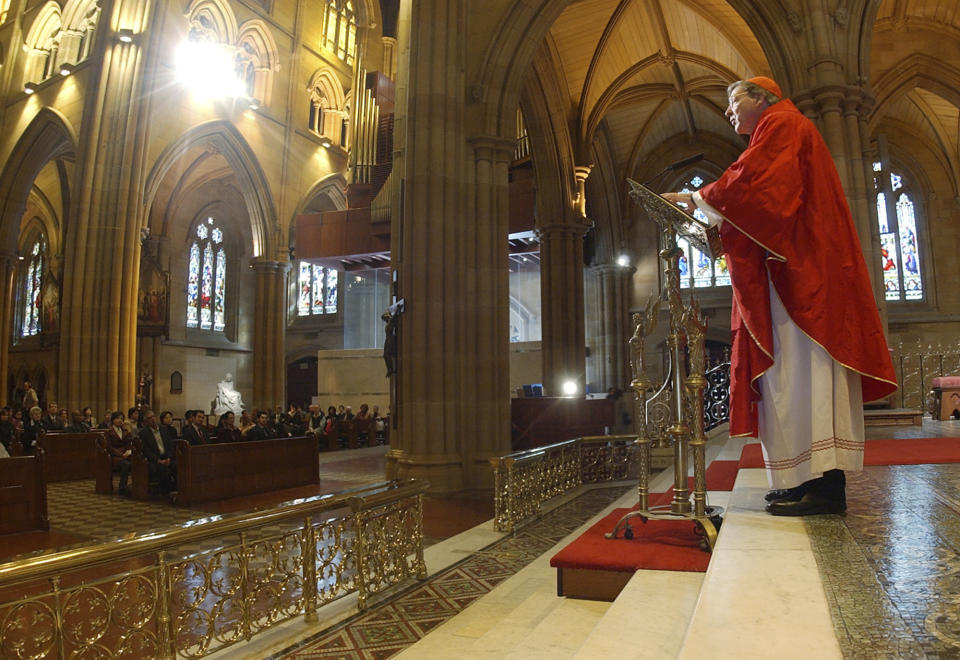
[175,435,320,505]
[36,431,105,482]
[0,451,49,534]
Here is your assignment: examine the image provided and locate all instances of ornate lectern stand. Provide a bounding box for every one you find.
[606,180,724,551]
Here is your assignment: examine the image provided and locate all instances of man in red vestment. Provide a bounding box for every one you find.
[664,77,897,516]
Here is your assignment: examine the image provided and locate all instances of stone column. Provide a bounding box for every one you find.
[537,220,589,396]
[386,0,512,492]
[251,260,289,411]
[58,0,158,414]
[0,252,16,406]
[590,262,634,393]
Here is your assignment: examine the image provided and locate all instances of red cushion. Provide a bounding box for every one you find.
[932,376,960,388]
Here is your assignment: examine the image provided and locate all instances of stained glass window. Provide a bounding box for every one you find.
[186,218,227,331]
[872,162,924,302]
[20,240,44,337]
[674,174,728,289]
[297,262,339,317]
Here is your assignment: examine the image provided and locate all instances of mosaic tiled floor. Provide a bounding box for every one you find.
[268,486,632,660]
[808,462,960,658]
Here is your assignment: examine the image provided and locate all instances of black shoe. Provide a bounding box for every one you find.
[765,493,846,516]
[764,487,804,503]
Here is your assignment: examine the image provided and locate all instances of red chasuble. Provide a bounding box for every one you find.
[699,99,897,438]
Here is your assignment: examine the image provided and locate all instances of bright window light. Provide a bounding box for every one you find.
[176,40,245,99]
[562,380,578,397]
[617,254,630,267]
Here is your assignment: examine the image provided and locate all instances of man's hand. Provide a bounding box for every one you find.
[662,192,696,216]
[123,449,132,458]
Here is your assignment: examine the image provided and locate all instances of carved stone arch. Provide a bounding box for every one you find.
[23,1,62,48]
[22,189,61,259]
[871,54,960,125]
[184,0,237,43]
[521,42,577,231]
[22,0,63,81]
[720,0,804,91]
[143,121,277,259]
[294,173,348,219]
[61,0,98,30]
[0,108,76,258]
[306,68,347,141]
[236,19,279,105]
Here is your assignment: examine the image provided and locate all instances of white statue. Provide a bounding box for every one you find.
[212,373,246,416]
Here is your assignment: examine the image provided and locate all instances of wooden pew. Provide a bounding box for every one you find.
[175,435,320,505]
[0,450,49,534]
[36,431,104,482]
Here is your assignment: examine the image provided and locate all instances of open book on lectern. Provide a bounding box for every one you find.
[626,178,723,259]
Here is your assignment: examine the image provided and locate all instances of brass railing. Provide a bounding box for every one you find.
[892,340,960,411]
[0,479,428,659]
[489,435,638,532]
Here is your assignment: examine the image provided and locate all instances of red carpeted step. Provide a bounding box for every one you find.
[739,437,960,469]
[550,506,711,575]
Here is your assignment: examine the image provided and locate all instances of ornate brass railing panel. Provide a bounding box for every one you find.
[892,341,960,411]
[0,479,428,659]
[490,436,638,532]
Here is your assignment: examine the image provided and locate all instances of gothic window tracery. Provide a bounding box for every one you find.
[675,174,729,290]
[873,161,924,301]
[186,218,227,331]
[322,0,357,65]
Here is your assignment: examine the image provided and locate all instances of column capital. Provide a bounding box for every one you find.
[467,135,516,163]
[535,220,591,241]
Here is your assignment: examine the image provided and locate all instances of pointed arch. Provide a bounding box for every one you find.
[143,121,277,258]
[0,108,76,257]
[22,0,63,81]
[293,173,348,219]
[185,0,237,43]
[236,19,279,105]
[306,68,347,140]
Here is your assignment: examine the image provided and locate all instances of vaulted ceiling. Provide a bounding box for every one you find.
[544,0,771,181]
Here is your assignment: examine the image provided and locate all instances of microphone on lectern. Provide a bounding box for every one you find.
[642,153,705,188]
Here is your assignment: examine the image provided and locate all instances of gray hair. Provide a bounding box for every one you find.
[727,80,781,105]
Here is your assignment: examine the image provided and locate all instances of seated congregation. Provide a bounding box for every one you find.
[0,399,389,510]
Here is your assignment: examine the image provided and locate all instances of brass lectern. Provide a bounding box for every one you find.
[606,180,724,551]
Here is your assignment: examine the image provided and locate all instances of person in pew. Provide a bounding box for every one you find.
[0,408,15,454]
[11,408,23,431]
[181,410,208,445]
[57,408,70,429]
[97,412,111,429]
[124,407,142,436]
[238,410,255,438]
[41,402,64,431]
[159,411,178,446]
[106,411,134,496]
[139,410,176,497]
[66,410,88,433]
[21,406,45,453]
[306,405,325,435]
[246,411,277,442]
[81,407,95,431]
[323,406,338,437]
[215,411,241,443]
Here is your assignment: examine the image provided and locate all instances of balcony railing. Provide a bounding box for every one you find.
[0,479,428,659]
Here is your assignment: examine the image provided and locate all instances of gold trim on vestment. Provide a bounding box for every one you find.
[768,284,899,393]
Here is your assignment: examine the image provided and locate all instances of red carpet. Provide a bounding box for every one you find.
[738,437,960,469]
[549,506,711,574]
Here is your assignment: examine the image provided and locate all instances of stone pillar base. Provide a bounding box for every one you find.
[386,449,495,493]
